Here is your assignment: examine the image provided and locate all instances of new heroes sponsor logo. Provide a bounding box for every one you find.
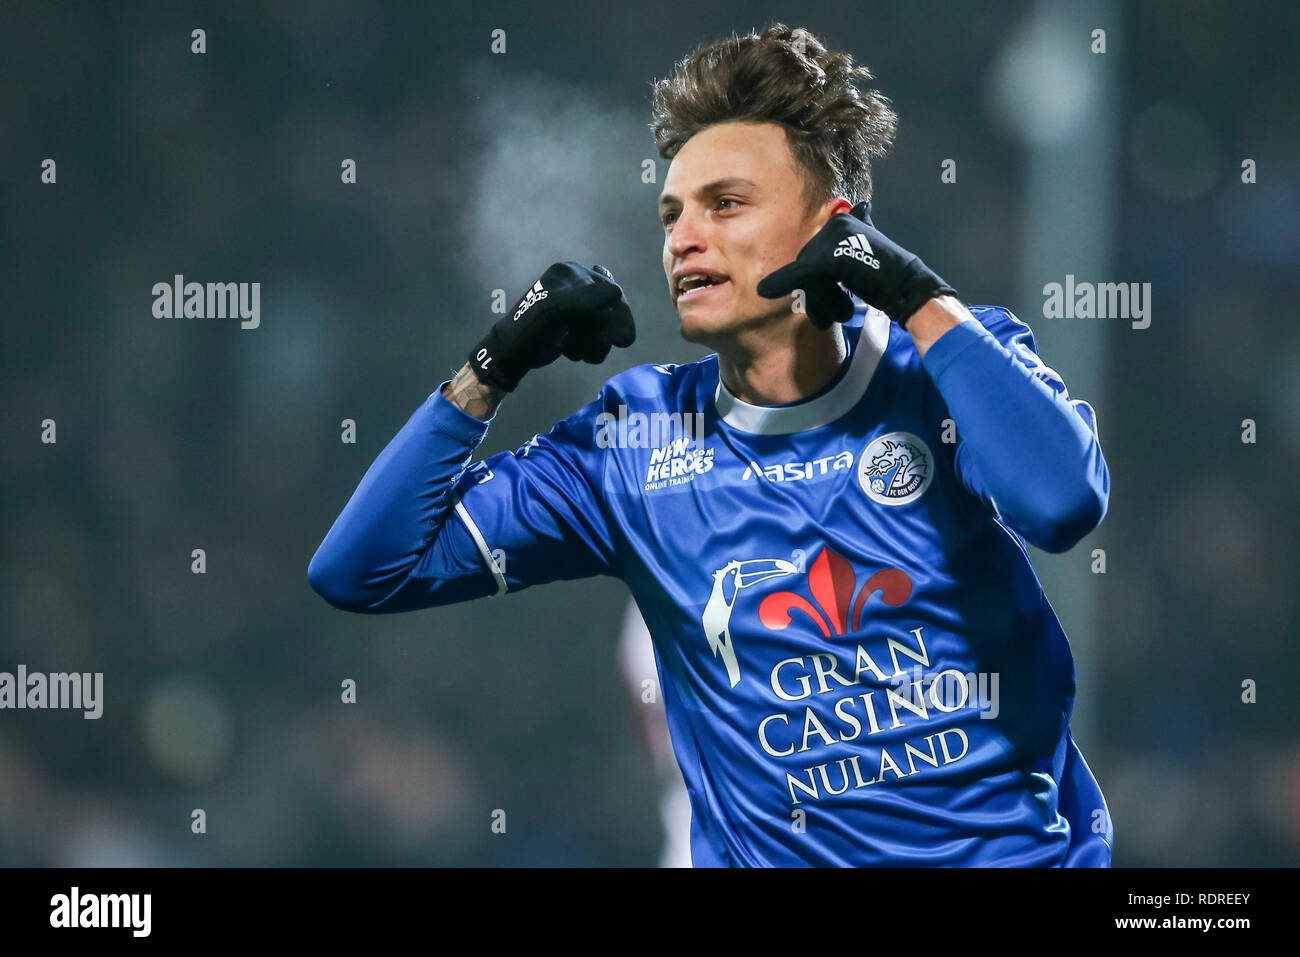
[742,451,854,483]
[50,887,151,937]
[513,280,548,320]
[644,436,713,490]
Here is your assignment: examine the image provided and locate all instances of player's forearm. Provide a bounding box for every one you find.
[441,364,507,421]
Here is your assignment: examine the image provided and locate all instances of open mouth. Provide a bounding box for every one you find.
[677,276,730,303]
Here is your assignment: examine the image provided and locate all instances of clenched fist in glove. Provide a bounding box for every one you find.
[468,261,637,393]
[756,201,956,330]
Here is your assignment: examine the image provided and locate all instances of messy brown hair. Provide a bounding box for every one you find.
[649,23,897,216]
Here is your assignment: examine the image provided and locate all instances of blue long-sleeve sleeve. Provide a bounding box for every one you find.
[308,379,621,613]
[920,306,1109,553]
[307,383,500,612]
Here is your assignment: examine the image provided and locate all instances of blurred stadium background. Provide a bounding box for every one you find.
[1,0,1297,866]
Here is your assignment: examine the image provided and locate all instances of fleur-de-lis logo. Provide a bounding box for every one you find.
[758,545,912,638]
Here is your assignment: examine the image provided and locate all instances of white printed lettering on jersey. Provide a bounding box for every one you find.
[1011,340,1066,389]
[742,451,854,483]
[645,435,714,490]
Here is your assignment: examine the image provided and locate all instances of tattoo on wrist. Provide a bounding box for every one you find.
[443,364,504,420]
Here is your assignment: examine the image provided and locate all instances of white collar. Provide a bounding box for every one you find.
[713,307,892,435]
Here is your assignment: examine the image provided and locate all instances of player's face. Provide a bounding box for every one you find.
[659,120,848,346]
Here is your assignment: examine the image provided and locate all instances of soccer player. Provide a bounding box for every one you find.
[308,22,1113,866]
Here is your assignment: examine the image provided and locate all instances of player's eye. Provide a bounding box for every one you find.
[663,198,740,229]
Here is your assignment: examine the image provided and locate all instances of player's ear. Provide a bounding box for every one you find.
[809,196,853,232]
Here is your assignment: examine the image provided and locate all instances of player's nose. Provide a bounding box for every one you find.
[666,209,706,258]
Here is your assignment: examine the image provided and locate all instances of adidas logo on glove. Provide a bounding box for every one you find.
[513,280,549,321]
[833,234,880,270]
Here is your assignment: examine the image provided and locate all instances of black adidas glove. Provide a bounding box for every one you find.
[468,261,637,393]
[756,201,956,330]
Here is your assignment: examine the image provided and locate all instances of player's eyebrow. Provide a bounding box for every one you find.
[658,177,758,211]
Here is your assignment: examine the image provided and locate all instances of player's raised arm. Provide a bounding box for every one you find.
[758,202,1108,553]
[917,300,1110,553]
[307,262,636,612]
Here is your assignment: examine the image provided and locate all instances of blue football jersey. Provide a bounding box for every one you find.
[309,300,1113,867]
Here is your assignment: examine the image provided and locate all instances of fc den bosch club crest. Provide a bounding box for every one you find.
[857,431,933,505]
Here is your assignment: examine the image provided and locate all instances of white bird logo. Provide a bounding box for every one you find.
[702,559,799,687]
